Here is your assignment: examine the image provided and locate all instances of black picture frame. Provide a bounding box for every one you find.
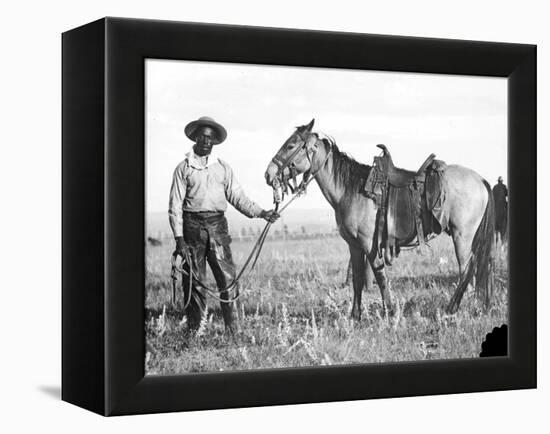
[62,17,536,416]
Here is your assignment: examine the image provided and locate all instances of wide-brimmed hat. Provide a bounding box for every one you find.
[184,116,227,145]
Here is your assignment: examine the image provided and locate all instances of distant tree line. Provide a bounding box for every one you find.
[146,226,341,245]
[232,225,340,242]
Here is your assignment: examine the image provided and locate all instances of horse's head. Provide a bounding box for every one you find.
[264,119,318,187]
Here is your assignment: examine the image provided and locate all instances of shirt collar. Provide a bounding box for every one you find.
[186,149,219,169]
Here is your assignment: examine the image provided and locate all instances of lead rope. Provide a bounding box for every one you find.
[170,142,333,306]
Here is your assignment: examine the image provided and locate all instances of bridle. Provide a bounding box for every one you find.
[271,130,313,174]
[270,130,332,200]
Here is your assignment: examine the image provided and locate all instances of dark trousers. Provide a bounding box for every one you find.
[182,211,238,331]
[494,201,508,239]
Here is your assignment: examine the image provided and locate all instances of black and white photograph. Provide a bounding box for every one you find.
[145,59,508,374]
[2,0,544,431]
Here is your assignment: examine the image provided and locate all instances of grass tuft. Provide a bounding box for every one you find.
[145,235,508,374]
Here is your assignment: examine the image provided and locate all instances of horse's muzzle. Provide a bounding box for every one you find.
[264,161,279,186]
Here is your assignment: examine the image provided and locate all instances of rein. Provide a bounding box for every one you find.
[170,132,332,307]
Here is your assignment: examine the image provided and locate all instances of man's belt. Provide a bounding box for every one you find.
[183,210,224,220]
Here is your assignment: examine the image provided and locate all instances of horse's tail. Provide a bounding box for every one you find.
[447,180,495,314]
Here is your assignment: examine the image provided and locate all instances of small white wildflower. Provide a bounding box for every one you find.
[302,340,318,362]
[240,346,251,365]
[311,309,318,340]
[322,353,333,366]
[155,305,167,336]
[196,309,209,337]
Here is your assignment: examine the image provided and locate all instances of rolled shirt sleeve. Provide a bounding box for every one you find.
[221,160,263,218]
[168,162,187,238]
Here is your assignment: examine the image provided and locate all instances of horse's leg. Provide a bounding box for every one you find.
[349,245,366,321]
[364,260,374,292]
[368,253,393,316]
[449,227,476,312]
[344,257,353,287]
[346,256,373,290]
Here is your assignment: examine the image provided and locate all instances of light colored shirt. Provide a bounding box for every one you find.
[168,151,263,237]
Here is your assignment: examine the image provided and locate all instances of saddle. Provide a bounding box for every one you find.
[364,144,447,264]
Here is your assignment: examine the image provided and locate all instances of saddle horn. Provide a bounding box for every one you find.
[377,144,389,155]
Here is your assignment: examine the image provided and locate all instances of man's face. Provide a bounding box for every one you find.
[193,126,215,156]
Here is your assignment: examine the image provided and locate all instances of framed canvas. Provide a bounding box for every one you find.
[62,17,536,416]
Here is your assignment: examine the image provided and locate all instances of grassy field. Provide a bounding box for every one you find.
[145,233,508,375]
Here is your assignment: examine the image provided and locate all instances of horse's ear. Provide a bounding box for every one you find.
[306,118,315,131]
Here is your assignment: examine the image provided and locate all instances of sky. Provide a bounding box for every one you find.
[146,59,506,214]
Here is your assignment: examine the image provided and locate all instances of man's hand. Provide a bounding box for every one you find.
[260,209,280,223]
[175,236,190,258]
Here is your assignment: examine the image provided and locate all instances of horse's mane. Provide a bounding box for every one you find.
[321,137,371,193]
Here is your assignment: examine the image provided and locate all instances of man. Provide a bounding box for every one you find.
[492,176,508,242]
[169,116,279,332]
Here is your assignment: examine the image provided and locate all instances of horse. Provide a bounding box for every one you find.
[264,119,495,319]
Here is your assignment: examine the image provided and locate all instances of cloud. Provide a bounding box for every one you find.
[146,59,506,212]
